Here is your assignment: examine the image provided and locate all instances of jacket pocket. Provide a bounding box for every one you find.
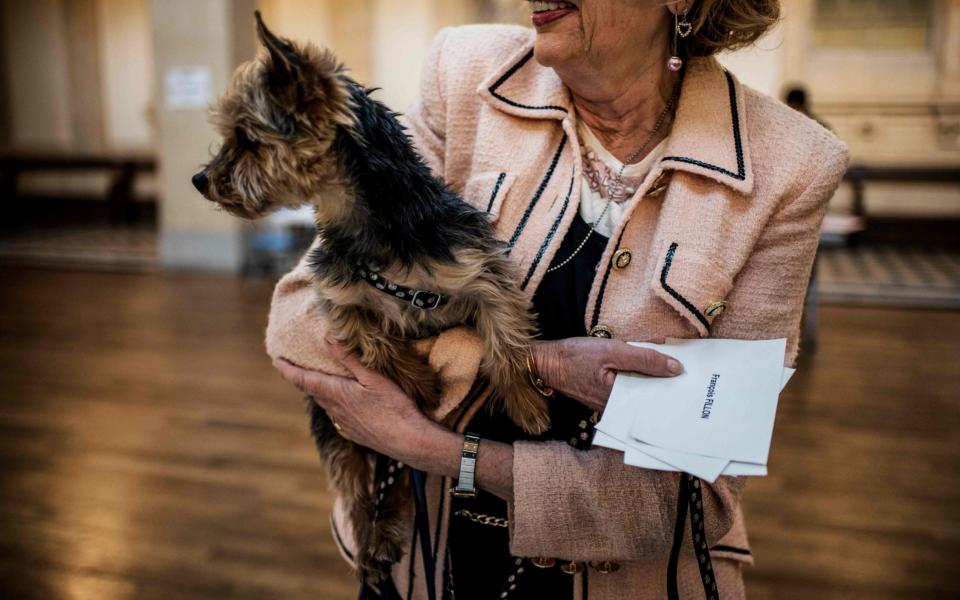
[651,241,735,337]
[462,171,514,222]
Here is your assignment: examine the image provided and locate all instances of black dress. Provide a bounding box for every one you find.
[446,214,608,600]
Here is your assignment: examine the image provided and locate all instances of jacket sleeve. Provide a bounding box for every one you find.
[507,143,849,561]
[509,444,744,561]
[264,242,347,377]
[715,140,850,366]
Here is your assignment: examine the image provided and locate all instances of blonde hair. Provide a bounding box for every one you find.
[683,0,781,57]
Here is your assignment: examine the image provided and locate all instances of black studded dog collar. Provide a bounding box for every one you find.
[357,267,449,310]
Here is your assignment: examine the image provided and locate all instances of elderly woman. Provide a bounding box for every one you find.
[267,1,848,598]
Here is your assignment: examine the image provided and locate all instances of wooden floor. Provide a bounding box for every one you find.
[0,267,957,599]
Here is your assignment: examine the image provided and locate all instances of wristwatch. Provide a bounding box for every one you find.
[450,433,481,498]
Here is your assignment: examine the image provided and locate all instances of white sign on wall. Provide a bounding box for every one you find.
[164,66,212,110]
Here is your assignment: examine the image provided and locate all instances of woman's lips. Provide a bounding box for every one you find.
[530,2,577,27]
[532,8,575,26]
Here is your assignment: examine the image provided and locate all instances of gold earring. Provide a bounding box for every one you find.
[667,8,692,72]
[677,8,693,38]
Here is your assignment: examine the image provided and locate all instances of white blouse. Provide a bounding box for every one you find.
[576,120,668,238]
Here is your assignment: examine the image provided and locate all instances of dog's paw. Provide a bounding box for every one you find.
[357,519,406,583]
[394,360,443,414]
[501,378,551,436]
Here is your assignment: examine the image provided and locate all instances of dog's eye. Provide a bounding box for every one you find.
[235,128,259,151]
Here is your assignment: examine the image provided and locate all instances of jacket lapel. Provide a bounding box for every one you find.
[658,57,754,196]
[648,61,757,336]
[476,40,756,335]
[479,40,754,195]
[477,44,572,121]
[476,42,580,295]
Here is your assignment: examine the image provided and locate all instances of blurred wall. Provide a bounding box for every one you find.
[96,0,153,151]
[151,0,256,271]
[1,0,73,149]
[63,0,105,153]
[0,0,154,153]
[773,0,960,215]
[257,0,479,111]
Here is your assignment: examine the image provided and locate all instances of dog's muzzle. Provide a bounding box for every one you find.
[192,171,210,196]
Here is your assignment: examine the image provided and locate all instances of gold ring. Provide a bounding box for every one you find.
[333,421,342,432]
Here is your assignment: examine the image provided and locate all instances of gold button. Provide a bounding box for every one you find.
[560,561,584,575]
[705,301,728,317]
[645,173,669,197]
[612,248,632,269]
[589,325,613,339]
[531,556,556,569]
[590,560,620,574]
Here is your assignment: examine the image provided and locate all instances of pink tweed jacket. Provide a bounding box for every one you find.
[265,25,849,600]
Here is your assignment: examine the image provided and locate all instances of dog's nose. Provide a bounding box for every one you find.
[191,171,209,194]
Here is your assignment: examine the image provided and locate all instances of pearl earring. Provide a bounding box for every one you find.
[667,8,692,72]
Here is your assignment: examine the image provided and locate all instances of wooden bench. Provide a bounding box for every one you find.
[845,165,960,221]
[0,152,156,224]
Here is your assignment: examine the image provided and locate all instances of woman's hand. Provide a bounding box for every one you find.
[533,338,682,412]
[272,340,518,501]
[271,338,433,461]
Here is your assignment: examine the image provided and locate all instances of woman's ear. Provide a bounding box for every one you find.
[666,0,694,16]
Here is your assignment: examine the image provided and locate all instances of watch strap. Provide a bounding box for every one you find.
[450,433,481,498]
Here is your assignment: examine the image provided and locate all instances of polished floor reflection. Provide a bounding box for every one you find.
[0,267,957,599]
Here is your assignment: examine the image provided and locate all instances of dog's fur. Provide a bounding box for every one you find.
[194,13,550,582]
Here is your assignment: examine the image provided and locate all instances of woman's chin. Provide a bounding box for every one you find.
[532,33,580,68]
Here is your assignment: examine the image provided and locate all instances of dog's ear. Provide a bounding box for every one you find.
[255,11,304,108]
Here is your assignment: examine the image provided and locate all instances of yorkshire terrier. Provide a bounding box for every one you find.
[193,13,549,582]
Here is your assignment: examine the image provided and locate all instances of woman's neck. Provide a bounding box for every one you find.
[558,52,680,164]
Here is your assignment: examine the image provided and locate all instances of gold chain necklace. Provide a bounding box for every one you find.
[616,81,681,179]
[546,82,681,275]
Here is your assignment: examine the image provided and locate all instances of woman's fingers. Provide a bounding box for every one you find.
[323,337,382,387]
[272,357,353,399]
[609,342,683,377]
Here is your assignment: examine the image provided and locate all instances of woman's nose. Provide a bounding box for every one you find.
[191,171,209,194]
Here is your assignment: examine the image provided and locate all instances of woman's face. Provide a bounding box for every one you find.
[528,1,675,72]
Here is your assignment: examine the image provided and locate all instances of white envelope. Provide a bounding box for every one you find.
[623,448,768,478]
[595,374,648,450]
[628,443,730,481]
[594,339,794,481]
[626,338,786,464]
[619,366,792,480]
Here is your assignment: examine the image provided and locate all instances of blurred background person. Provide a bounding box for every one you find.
[784,84,830,129]
[0,1,957,599]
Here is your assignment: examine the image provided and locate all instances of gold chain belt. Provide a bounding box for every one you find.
[453,509,509,528]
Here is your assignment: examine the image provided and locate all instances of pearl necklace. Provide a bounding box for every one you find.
[545,195,613,273]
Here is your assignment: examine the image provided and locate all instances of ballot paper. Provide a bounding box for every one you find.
[594,338,792,482]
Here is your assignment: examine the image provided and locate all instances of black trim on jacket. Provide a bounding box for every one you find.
[488,50,568,113]
[660,242,711,330]
[507,133,568,250]
[521,166,575,290]
[661,71,745,182]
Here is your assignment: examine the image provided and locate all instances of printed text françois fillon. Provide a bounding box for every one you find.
[701,374,720,419]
